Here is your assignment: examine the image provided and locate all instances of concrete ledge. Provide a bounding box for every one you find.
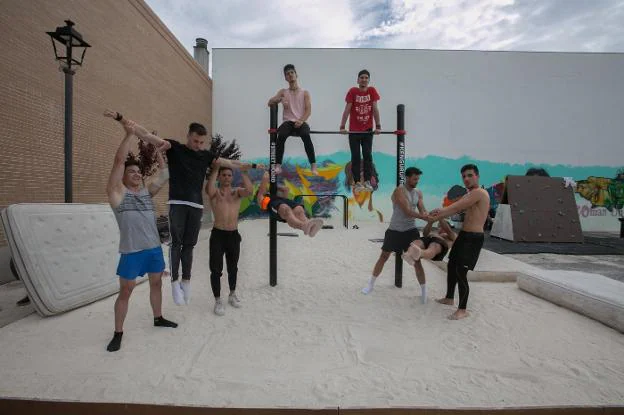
[429,249,537,283]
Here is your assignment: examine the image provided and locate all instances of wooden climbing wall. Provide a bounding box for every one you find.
[500,176,583,243]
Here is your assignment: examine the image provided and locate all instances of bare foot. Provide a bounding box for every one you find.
[308,218,324,237]
[407,243,422,261]
[274,164,282,175]
[302,221,312,236]
[311,164,319,176]
[436,298,454,305]
[401,251,415,266]
[448,310,469,320]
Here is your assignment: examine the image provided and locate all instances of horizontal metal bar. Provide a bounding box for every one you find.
[308,130,401,135]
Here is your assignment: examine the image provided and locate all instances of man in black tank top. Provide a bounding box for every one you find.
[428,164,490,320]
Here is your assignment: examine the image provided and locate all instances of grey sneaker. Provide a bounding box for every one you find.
[228,293,242,308]
[353,182,365,192]
[363,181,374,191]
[214,298,225,316]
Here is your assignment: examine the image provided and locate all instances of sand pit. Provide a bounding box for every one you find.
[0,220,622,410]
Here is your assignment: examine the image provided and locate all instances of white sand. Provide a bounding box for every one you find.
[0,219,623,409]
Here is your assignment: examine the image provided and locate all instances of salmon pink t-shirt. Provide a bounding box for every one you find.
[282,88,307,122]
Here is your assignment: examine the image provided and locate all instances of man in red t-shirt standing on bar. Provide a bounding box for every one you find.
[340,69,381,192]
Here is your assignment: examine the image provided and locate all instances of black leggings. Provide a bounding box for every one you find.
[349,132,373,182]
[209,228,241,298]
[445,231,484,309]
[276,121,316,165]
[168,204,203,281]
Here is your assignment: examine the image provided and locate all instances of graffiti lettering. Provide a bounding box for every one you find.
[270,142,276,184]
[398,141,405,185]
[576,205,620,218]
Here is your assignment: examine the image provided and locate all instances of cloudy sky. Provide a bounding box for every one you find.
[145,0,624,55]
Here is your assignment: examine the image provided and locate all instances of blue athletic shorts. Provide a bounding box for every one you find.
[116,246,165,280]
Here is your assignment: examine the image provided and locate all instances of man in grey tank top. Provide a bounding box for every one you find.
[362,167,429,303]
[104,116,178,352]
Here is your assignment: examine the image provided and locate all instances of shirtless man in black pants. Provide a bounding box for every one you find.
[428,164,490,320]
[205,165,257,316]
[256,171,323,236]
[402,218,456,265]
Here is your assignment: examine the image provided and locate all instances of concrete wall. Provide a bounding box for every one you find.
[213,48,624,231]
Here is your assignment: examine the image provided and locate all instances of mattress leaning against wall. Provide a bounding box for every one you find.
[0,203,148,316]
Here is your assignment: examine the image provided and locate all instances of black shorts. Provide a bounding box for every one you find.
[381,228,421,253]
[268,197,303,223]
[421,236,449,261]
[448,231,484,270]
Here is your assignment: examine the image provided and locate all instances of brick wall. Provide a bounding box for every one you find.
[0,0,212,246]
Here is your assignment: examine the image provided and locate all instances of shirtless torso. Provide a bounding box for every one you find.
[211,187,244,231]
[458,188,490,233]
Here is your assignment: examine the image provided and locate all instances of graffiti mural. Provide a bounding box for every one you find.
[575,169,624,212]
[233,158,386,222]
[219,152,622,231]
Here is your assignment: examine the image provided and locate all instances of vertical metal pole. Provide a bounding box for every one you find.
[343,196,348,229]
[269,105,278,286]
[64,68,73,203]
[395,104,405,288]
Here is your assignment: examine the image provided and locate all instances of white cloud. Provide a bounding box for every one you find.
[145,0,624,55]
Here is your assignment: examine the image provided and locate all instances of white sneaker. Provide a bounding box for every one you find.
[353,182,364,192]
[180,280,191,305]
[361,285,374,295]
[214,298,225,316]
[171,281,184,306]
[363,181,374,191]
[228,292,242,308]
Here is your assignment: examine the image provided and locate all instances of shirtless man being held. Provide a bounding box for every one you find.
[206,165,255,316]
[402,219,457,265]
[428,164,490,320]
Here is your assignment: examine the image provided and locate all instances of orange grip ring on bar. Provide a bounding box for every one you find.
[260,195,271,211]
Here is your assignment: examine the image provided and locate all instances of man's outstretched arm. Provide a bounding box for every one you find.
[104,109,170,152]
[106,121,135,207]
[205,166,219,199]
[238,167,254,198]
[429,191,480,221]
[148,151,169,197]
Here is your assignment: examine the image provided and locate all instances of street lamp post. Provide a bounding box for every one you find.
[46,20,90,203]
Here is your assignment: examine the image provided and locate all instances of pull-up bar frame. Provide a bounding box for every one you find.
[268,104,406,287]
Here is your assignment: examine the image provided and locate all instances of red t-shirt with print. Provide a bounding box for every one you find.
[345,86,380,131]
